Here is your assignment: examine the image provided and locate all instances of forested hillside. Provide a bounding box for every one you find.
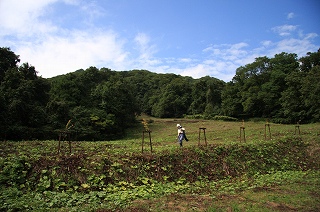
[0,47,319,140]
[222,51,320,123]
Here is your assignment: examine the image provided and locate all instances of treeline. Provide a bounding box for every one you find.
[0,47,319,140]
[222,51,320,123]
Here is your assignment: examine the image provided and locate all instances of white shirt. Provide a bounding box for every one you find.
[177,127,185,135]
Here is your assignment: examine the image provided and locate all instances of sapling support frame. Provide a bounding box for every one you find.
[142,130,153,153]
[240,120,246,142]
[198,127,207,146]
[295,121,301,135]
[58,130,72,154]
[240,127,246,142]
[264,123,271,140]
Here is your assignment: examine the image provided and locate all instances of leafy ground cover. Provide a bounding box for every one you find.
[1,118,319,211]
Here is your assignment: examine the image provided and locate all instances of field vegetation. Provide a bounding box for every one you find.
[1,117,319,211]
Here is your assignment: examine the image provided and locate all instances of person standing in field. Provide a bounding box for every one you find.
[177,124,188,147]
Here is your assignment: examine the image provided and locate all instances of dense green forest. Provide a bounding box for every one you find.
[0,47,319,140]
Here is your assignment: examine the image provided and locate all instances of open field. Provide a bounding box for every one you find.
[123,117,320,155]
[1,117,320,211]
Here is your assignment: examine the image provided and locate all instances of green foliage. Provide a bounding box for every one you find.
[210,115,238,121]
[300,65,320,122]
[0,47,20,82]
[0,52,50,140]
[0,156,31,187]
[1,118,320,211]
[0,136,318,211]
[222,50,320,123]
[1,47,320,140]
[1,170,319,211]
[184,114,204,119]
[0,136,311,191]
[151,77,193,118]
[190,76,225,116]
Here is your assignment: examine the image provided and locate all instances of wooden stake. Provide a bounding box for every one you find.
[240,120,246,142]
[264,124,271,140]
[148,130,153,153]
[295,120,301,135]
[142,130,153,153]
[295,125,300,135]
[58,131,72,154]
[240,127,246,142]
[198,128,207,146]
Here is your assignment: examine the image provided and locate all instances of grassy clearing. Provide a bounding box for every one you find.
[1,117,320,211]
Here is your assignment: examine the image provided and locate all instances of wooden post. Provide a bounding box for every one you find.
[295,125,300,135]
[240,120,246,142]
[58,131,72,154]
[264,124,271,140]
[198,128,200,146]
[68,133,71,153]
[240,127,246,142]
[295,121,301,135]
[142,130,152,153]
[142,131,144,153]
[198,128,207,146]
[148,130,153,153]
[58,132,62,154]
[295,124,300,135]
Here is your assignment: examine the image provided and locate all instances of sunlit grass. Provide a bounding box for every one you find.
[3,117,319,156]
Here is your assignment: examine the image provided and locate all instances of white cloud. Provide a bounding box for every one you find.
[143,28,318,82]
[272,24,298,36]
[177,61,237,81]
[180,64,216,78]
[0,0,130,77]
[134,33,151,53]
[206,42,249,63]
[267,37,318,57]
[303,33,318,40]
[261,29,318,57]
[79,1,106,26]
[151,43,251,81]
[133,33,160,68]
[178,58,193,63]
[0,0,59,37]
[179,26,318,81]
[63,0,79,4]
[287,12,294,19]
[261,40,272,47]
[17,30,129,77]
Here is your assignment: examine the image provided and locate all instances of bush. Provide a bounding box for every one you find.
[212,115,238,121]
[180,114,238,121]
[184,114,204,119]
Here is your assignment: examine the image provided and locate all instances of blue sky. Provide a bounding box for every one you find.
[0,0,319,82]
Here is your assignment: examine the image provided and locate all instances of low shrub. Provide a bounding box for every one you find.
[184,114,204,119]
[212,115,238,121]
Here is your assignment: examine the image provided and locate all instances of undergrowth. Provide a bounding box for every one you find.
[1,134,319,211]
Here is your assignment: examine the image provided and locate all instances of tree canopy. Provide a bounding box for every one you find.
[0,47,319,140]
[222,50,320,123]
